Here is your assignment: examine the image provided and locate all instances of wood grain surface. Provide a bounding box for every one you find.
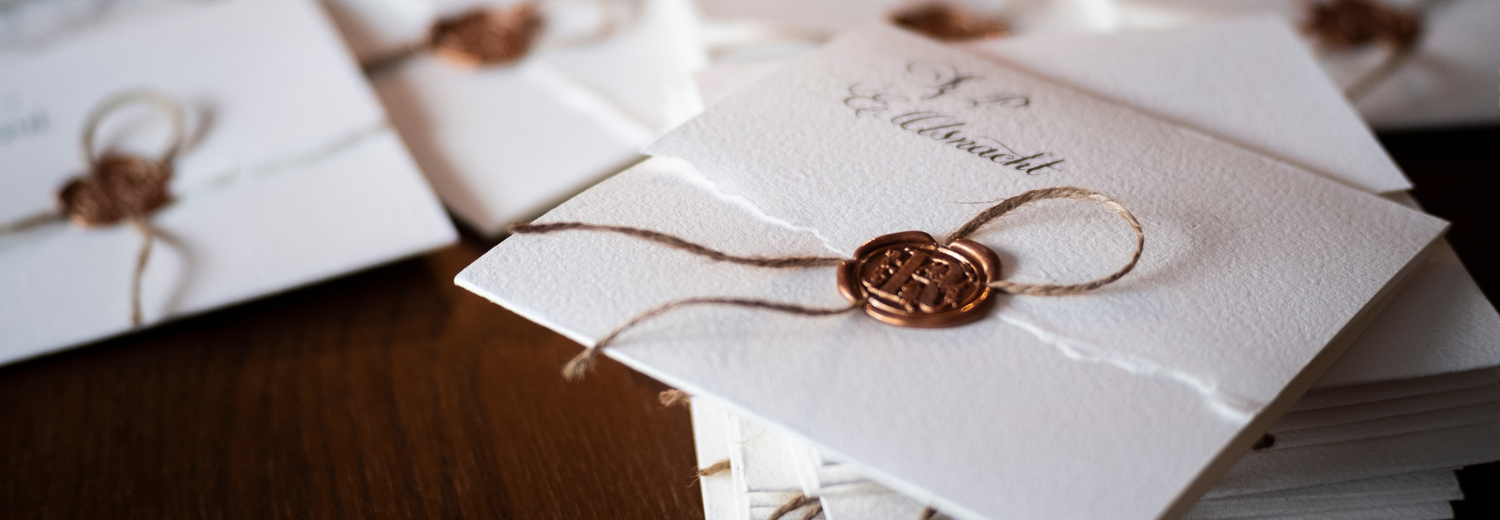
[0,127,1496,519]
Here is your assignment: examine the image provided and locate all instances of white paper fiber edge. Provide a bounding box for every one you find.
[0,0,455,364]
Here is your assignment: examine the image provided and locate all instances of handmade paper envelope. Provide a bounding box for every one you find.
[323,0,705,235]
[0,0,455,363]
[459,26,1446,519]
[690,19,1500,519]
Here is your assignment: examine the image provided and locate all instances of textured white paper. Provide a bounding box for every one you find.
[322,0,705,235]
[460,27,1446,520]
[1111,0,1500,129]
[0,0,456,363]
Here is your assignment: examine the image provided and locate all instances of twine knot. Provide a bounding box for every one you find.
[61,89,185,327]
[891,3,1008,42]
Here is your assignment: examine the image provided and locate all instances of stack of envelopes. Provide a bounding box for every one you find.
[682,18,1500,520]
[457,18,1496,520]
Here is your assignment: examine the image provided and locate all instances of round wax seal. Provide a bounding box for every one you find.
[429,5,544,67]
[838,231,1000,328]
[58,155,172,227]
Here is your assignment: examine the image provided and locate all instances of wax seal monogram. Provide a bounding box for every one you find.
[837,231,1000,328]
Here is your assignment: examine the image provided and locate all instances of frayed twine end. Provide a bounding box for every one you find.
[561,347,599,381]
[695,458,731,477]
[659,389,691,407]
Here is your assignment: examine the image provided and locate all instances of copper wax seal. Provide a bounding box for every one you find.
[429,3,544,67]
[838,231,1000,328]
[58,154,172,227]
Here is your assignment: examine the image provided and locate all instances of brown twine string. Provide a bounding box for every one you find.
[128,217,156,327]
[1303,0,1444,101]
[509,222,845,268]
[918,506,941,520]
[659,389,691,407]
[767,494,822,520]
[695,457,731,477]
[560,297,865,381]
[513,186,1142,380]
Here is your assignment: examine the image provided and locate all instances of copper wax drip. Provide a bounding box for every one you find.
[890,3,1009,42]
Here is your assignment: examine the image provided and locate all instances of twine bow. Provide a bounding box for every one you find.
[55,90,186,327]
[511,185,1144,380]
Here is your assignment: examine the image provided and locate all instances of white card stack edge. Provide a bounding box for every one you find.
[683,17,1499,520]
[692,403,1491,520]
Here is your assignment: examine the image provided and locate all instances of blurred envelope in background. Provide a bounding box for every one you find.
[0,0,456,364]
[322,0,706,236]
[1109,0,1500,129]
[458,26,1447,520]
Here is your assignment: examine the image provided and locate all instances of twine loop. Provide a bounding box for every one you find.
[80,89,186,168]
[946,186,1144,297]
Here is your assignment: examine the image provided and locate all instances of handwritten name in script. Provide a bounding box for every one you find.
[889,111,1062,174]
[841,63,1060,175]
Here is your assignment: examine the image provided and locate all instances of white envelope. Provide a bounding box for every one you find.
[0,0,456,363]
[688,19,1499,520]
[322,0,706,235]
[459,26,1448,519]
[1110,0,1500,129]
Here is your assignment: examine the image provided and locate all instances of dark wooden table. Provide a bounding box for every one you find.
[2,127,1497,519]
